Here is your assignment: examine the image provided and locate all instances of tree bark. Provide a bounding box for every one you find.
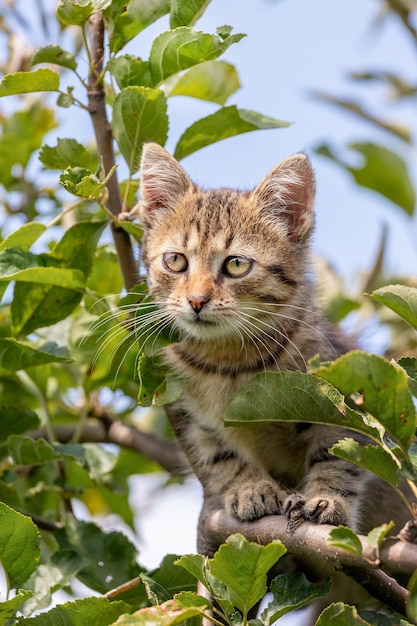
[87,12,139,291]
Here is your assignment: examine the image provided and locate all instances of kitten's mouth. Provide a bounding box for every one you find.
[193,316,216,325]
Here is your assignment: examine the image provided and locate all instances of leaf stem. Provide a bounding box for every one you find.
[18,371,56,443]
[46,198,86,228]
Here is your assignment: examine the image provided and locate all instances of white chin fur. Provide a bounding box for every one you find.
[177,317,232,341]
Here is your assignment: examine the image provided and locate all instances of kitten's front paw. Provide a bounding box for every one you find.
[225,479,284,522]
[284,494,349,527]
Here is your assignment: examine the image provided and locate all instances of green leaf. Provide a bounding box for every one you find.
[331,438,400,487]
[0,503,40,588]
[105,0,170,54]
[57,91,75,108]
[107,56,154,89]
[314,351,416,450]
[166,60,240,104]
[16,597,130,625]
[315,142,415,216]
[119,220,143,240]
[367,522,395,551]
[10,221,106,335]
[175,591,212,610]
[0,338,72,371]
[112,86,168,174]
[0,407,40,439]
[316,602,371,625]
[359,611,412,625]
[350,69,417,101]
[0,101,56,187]
[149,27,245,85]
[261,572,331,625]
[0,590,33,621]
[137,353,185,407]
[328,526,363,555]
[175,553,208,589]
[0,69,60,96]
[114,599,204,624]
[312,92,412,144]
[54,442,118,484]
[324,295,361,325]
[224,371,381,442]
[408,569,417,623]
[56,520,141,594]
[0,223,46,252]
[3,265,85,289]
[174,106,290,160]
[150,554,197,598]
[0,247,84,288]
[20,551,82,616]
[10,276,83,335]
[140,573,172,606]
[367,285,417,330]
[127,0,170,29]
[57,0,111,26]
[49,220,107,278]
[170,0,212,28]
[59,166,115,199]
[209,534,287,615]
[40,139,91,170]
[7,436,66,467]
[31,45,77,71]
[399,357,417,397]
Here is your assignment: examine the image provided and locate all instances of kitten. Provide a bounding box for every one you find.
[138,142,411,537]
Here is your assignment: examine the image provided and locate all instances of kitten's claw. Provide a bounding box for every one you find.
[284,494,349,527]
[303,496,348,526]
[225,479,284,522]
[283,493,305,517]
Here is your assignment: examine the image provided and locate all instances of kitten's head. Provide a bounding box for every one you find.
[139,143,316,342]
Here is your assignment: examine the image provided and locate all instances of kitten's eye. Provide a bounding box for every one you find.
[163,252,188,273]
[223,256,252,278]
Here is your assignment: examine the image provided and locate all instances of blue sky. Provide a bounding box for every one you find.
[160,0,417,286]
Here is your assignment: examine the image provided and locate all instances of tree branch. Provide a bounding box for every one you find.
[201,503,417,575]
[87,12,139,291]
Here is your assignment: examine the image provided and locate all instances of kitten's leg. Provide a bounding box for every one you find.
[180,420,288,522]
[283,445,367,530]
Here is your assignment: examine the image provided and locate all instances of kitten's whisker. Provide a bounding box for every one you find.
[242,304,338,357]
[233,315,282,370]
[238,310,307,371]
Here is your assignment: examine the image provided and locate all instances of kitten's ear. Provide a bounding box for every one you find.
[253,153,316,242]
[140,143,193,218]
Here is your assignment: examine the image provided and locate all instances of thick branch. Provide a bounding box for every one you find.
[201,504,417,576]
[343,565,409,616]
[30,419,189,476]
[87,12,139,291]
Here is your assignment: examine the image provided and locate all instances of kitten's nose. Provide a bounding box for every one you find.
[188,294,210,314]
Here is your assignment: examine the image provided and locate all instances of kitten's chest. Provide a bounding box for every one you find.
[180,366,242,423]
[165,344,306,481]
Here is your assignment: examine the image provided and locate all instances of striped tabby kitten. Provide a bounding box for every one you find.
[139,143,409,536]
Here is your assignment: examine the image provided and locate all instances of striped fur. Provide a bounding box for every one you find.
[139,143,411,535]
